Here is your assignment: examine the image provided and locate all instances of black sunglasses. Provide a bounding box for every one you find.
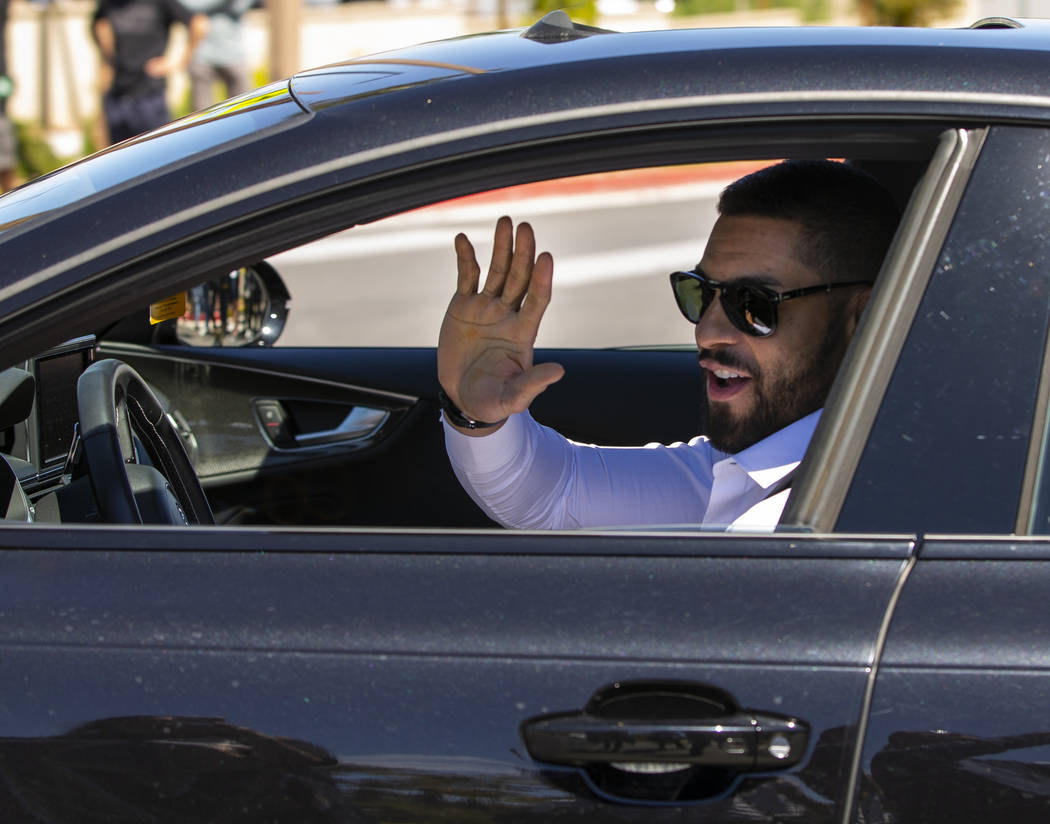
[669,269,871,337]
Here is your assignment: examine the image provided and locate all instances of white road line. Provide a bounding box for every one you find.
[278,237,706,287]
[544,241,706,287]
[272,228,458,263]
[271,180,724,266]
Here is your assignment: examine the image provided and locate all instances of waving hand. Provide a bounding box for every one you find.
[437,217,565,433]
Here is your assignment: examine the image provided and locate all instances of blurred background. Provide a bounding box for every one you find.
[0,0,1038,188]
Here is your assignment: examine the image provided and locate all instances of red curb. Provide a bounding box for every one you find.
[432,159,775,207]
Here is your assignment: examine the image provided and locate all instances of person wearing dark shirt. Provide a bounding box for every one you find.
[92,0,208,143]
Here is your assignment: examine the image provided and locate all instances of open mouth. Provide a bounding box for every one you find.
[706,366,752,401]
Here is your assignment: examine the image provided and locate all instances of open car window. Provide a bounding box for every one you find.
[9,120,972,535]
[92,130,952,535]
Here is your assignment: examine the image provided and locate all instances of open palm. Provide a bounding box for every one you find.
[437,217,565,428]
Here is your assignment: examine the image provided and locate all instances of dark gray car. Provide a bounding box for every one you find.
[0,13,1048,823]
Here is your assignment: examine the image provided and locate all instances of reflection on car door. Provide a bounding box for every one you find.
[855,540,1050,824]
[0,529,909,821]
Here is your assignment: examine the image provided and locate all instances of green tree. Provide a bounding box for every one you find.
[856,0,962,26]
[533,1,598,25]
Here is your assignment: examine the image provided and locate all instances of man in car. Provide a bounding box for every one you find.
[437,160,900,530]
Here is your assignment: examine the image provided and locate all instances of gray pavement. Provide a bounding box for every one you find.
[270,174,726,349]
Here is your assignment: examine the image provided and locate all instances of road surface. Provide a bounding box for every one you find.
[269,168,743,350]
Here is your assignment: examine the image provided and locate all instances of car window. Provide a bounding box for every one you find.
[95,136,943,535]
[267,162,766,349]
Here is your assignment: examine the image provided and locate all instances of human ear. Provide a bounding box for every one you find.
[843,284,872,340]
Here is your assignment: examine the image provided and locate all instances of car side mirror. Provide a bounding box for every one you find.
[175,262,290,348]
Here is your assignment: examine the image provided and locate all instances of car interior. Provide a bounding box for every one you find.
[0,123,950,530]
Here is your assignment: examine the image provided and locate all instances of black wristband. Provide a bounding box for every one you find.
[438,388,501,430]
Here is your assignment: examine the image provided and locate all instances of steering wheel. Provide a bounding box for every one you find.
[76,359,214,525]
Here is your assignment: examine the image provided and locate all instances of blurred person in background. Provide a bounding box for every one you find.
[180,0,252,110]
[92,0,208,143]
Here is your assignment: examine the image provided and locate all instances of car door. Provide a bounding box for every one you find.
[0,529,912,822]
[0,124,970,822]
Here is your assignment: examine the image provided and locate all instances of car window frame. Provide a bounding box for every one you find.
[784,127,984,533]
[6,117,965,536]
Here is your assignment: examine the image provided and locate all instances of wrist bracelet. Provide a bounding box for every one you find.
[438,388,501,430]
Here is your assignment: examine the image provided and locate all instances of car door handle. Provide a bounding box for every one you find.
[292,406,389,447]
[520,680,809,803]
[522,707,806,773]
[253,399,389,450]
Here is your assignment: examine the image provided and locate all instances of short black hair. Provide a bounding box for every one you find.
[717,159,902,284]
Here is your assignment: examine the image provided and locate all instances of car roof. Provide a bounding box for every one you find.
[292,16,1050,113]
[0,16,1046,363]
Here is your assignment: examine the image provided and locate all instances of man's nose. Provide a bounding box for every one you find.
[695,293,742,349]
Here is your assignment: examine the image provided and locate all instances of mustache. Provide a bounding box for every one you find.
[699,348,760,378]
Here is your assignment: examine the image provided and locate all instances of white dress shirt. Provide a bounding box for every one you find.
[443,409,820,531]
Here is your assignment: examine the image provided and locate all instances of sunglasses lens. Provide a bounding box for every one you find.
[671,273,778,336]
[726,286,776,337]
[671,274,713,323]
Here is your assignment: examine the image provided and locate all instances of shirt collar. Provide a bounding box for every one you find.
[715,409,822,490]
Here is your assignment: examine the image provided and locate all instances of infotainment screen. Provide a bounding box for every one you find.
[31,336,95,469]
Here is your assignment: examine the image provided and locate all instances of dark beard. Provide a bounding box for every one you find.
[704,315,849,454]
